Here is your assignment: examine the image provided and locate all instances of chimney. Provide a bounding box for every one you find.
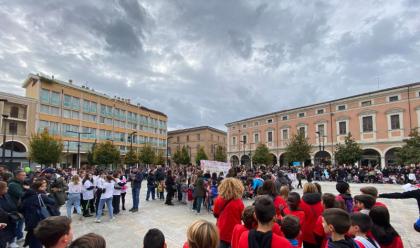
[69,79,73,84]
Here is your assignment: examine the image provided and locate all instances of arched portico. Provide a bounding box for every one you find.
[230,155,240,166]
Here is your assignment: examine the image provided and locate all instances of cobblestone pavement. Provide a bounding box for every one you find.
[67,181,420,248]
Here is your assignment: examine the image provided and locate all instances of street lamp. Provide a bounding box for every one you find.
[212,144,218,160]
[66,130,91,169]
[1,114,8,163]
[129,131,137,150]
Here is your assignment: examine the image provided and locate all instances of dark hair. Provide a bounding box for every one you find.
[242,206,256,229]
[143,228,165,248]
[322,193,337,209]
[254,195,275,224]
[369,206,399,245]
[34,216,72,248]
[287,192,301,211]
[14,169,25,177]
[354,194,376,210]
[336,181,349,194]
[314,182,322,194]
[258,180,277,197]
[69,233,106,248]
[31,180,45,191]
[360,186,378,198]
[281,215,300,239]
[351,212,372,233]
[323,208,351,235]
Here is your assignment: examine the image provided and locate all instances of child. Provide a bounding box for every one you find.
[349,213,380,248]
[180,179,188,204]
[238,196,292,248]
[354,195,376,215]
[336,181,353,213]
[313,193,338,247]
[360,186,387,209]
[280,185,289,200]
[143,228,167,248]
[231,206,255,248]
[187,184,194,209]
[208,180,218,211]
[322,208,359,248]
[281,215,300,248]
[369,206,404,248]
[282,192,305,227]
[157,181,165,200]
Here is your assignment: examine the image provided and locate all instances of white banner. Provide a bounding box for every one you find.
[200,160,230,176]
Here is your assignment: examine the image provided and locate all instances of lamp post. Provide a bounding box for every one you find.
[129,131,137,150]
[67,130,91,169]
[212,144,218,160]
[239,140,246,165]
[66,140,70,168]
[1,114,9,164]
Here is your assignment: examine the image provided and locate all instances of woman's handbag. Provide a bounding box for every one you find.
[37,194,51,219]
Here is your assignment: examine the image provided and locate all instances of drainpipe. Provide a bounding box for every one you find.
[329,102,334,165]
[407,85,412,131]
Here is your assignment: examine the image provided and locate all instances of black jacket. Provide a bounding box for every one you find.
[147,172,156,186]
[132,172,144,189]
[380,189,420,214]
[20,189,56,230]
[327,237,359,248]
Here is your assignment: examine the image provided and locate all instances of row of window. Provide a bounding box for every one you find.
[175,134,226,143]
[231,113,402,145]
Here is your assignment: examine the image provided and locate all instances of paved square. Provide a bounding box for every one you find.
[69,182,420,248]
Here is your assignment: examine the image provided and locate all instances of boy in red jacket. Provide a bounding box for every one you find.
[238,196,291,248]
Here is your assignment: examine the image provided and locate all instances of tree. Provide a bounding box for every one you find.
[172,148,183,165]
[29,129,63,168]
[139,144,156,165]
[93,141,120,166]
[180,146,191,165]
[395,129,420,165]
[195,146,208,165]
[124,148,138,166]
[214,146,227,162]
[334,133,363,166]
[285,132,312,165]
[154,150,165,165]
[252,143,272,165]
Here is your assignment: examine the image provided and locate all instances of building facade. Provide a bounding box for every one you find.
[226,82,420,168]
[168,126,227,165]
[0,91,38,169]
[23,73,168,168]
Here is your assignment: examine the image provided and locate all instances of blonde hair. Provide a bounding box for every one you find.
[280,185,289,199]
[218,178,244,200]
[303,182,318,194]
[187,220,219,248]
[71,175,80,185]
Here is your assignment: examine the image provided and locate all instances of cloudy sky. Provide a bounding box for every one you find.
[1,0,420,130]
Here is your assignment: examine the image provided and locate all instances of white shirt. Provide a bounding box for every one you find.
[82,180,94,200]
[68,182,83,194]
[113,178,121,196]
[100,181,115,199]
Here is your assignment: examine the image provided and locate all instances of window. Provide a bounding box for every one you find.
[83,113,97,122]
[232,136,237,145]
[267,131,273,142]
[81,127,96,139]
[10,106,19,118]
[282,115,288,121]
[337,105,346,111]
[50,92,61,106]
[8,122,17,135]
[390,114,400,130]
[254,133,259,143]
[62,124,79,137]
[338,121,347,135]
[267,119,273,124]
[40,89,50,103]
[40,104,49,114]
[361,100,372,107]
[63,95,72,108]
[63,109,71,118]
[282,129,288,140]
[317,124,325,136]
[389,95,399,102]
[254,121,259,126]
[298,112,305,118]
[242,135,247,144]
[298,126,306,136]
[316,109,324,115]
[242,124,247,128]
[40,105,60,116]
[38,120,59,135]
[71,97,80,110]
[362,116,373,132]
[186,135,189,142]
[99,117,112,125]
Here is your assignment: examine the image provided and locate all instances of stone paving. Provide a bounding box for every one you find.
[68,181,420,248]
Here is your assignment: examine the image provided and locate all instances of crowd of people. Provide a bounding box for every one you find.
[0,163,419,248]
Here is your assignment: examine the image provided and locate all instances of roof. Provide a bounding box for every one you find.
[168,126,227,135]
[225,81,420,126]
[0,91,38,103]
[22,73,167,117]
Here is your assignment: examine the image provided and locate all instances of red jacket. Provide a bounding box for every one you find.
[283,208,305,227]
[300,193,324,244]
[313,215,327,248]
[231,223,284,248]
[273,196,287,217]
[214,197,245,243]
[238,230,292,248]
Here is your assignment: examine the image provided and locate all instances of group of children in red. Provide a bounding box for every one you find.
[227,181,403,248]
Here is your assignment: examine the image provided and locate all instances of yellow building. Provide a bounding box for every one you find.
[23,73,168,168]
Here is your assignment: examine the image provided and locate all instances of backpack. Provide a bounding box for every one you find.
[211,185,218,197]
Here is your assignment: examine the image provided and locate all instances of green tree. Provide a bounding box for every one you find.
[154,150,165,165]
[29,129,63,168]
[214,146,227,162]
[335,133,363,165]
[181,146,191,165]
[172,148,182,165]
[195,146,208,165]
[285,132,312,165]
[395,129,420,165]
[124,148,138,166]
[93,141,120,166]
[139,144,156,165]
[252,143,272,165]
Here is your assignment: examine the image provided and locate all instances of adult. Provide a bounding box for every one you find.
[193,170,206,214]
[8,169,27,243]
[81,173,95,217]
[119,173,128,210]
[34,216,73,248]
[299,183,324,248]
[95,175,115,223]
[0,181,19,248]
[213,178,245,248]
[130,168,144,212]
[165,170,175,206]
[112,171,125,215]
[184,220,219,248]
[146,168,156,201]
[66,175,83,219]
[21,180,57,248]
[258,179,287,218]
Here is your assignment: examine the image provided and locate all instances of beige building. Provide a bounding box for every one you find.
[0,91,38,170]
[22,73,168,168]
[226,82,420,168]
[168,126,227,165]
